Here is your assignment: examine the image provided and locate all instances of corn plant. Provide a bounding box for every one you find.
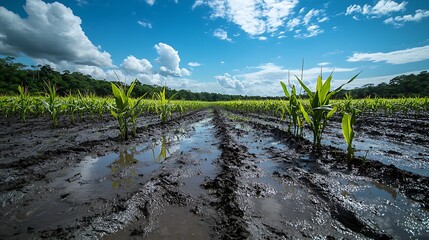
[340,94,359,162]
[42,81,64,127]
[342,112,355,163]
[65,98,81,124]
[110,80,145,140]
[279,81,304,136]
[17,85,31,123]
[297,70,361,149]
[152,87,179,124]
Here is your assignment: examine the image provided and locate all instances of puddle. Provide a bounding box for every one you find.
[320,124,429,177]
[328,172,429,239]
[16,118,218,233]
[227,110,429,177]
[176,118,221,196]
[145,206,210,239]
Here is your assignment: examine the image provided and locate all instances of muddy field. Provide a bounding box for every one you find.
[0,108,428,239]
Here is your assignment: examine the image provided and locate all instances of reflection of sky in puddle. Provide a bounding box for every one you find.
[74,118,215,192]
[329,172,428,239]
[321,127,429,177]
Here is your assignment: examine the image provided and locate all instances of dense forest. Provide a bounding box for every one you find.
[1,56,428,100]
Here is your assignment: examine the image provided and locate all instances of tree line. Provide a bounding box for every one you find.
[1,57,428,100]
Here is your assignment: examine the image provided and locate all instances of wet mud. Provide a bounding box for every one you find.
[0,108,428,239]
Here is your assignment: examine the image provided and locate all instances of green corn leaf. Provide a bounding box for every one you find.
[320,75,332,103]
[327,106,337,119]
[295,75,314,98]
[299,102,312,125]
[342,113,351,145]
[316,75,322,92]
[127,80,136,98]
[110,109,118,119]
[280,81,291,98]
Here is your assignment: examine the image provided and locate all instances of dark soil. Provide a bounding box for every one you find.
[0,108,428,239]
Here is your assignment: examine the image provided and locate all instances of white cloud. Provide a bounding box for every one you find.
[317,62,330,66]
[318,16,329,23]
[76,65,107,79]
[347,45,429,64]
[155,42,190,77]
[303,9,320,25]
[137,20,152,29]
[146,0,155,6]
[121,55,152,73]
[214,63,357,96]
[215,73,244,92]
[295,24,323,38]
[286,18,300,30]
[338,70,428,89]
[188,62,202,67]
[258,36,268,41]
[372,0,407,16]
[384,9,429,27]
[194,0,298,36]
[213,28,232,42]
[346,0,407,18]
[0,0,112,67]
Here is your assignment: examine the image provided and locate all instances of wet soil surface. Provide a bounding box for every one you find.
[0,109,428,239]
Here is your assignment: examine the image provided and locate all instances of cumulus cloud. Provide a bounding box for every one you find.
[346,0,407,18]
[384,9,429,27]
[154,42,190,77]
[0,0,112,67]
[213,28,232,42]
[137,20,152,28]
[347,45,429,64]
[194,0,298,36]
[215,73,244,92]
[121,55,153,73]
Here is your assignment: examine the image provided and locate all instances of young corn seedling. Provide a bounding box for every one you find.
[297,70,361,150]
[17,85,31,123]
[152,87,178,124]
[280,81,303,136]
[42,81,64,127]
[110,80,145,140]
[342,112,355,164]
[341,94,361,164]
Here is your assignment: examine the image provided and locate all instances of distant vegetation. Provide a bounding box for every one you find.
[1,56,428,99]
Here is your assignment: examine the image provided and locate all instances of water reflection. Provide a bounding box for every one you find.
[372,181,397,199]
[111,147,139,188]
[152,135,170,162]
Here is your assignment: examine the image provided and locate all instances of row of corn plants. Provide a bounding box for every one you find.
[0,82,213,139]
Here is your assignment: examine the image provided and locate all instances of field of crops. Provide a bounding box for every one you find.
[0,83,428,239]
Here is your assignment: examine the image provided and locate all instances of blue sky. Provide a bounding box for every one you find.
[1,0,428,96]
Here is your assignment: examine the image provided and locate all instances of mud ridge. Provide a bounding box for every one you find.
[203,108,250,239]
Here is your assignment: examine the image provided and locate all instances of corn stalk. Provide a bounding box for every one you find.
[297,70,361,150]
